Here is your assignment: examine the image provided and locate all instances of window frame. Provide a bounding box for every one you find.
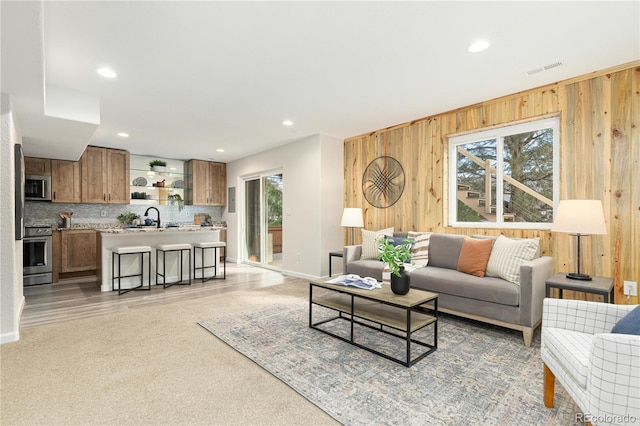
[448,116,560,229]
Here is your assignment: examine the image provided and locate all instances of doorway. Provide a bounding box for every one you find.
[244,171,283,269]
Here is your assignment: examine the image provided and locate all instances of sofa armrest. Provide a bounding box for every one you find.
[543,298,635,334]
[519,256,553,327]
[587,333,640,419]
[343,245,362,275]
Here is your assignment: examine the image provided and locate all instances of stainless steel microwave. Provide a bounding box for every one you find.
[25,175,51,201]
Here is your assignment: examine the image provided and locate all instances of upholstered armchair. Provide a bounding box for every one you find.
[541,298,640,425]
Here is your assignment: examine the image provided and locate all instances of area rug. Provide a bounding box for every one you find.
[198,299,580,425]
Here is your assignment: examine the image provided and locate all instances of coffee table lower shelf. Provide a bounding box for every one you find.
[309,282,438,367]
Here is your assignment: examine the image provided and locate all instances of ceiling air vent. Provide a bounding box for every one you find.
[544,61,564,70]
[526,60,564,76]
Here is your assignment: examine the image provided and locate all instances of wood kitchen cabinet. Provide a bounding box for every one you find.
[81,146,130,203]
[185,160,226,206]
[51,159,81,203]
[24,157,51,175]
[60,230,97,273]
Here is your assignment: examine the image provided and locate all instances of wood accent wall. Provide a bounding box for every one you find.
[344,62,639,304]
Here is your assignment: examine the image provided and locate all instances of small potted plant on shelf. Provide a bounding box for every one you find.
[378,237,413,295]
[149,159,167,172]
[167,193,184,211]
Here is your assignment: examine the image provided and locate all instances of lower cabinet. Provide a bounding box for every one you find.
[60,230,97,274]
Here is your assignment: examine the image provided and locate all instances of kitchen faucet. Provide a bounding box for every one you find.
[144,207,161,228]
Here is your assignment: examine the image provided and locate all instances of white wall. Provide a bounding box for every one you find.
[1,92,24,344]
[224,134,343,279]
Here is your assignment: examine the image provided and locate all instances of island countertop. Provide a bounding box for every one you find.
[99,225,225,234]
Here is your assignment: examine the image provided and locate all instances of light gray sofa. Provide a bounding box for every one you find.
[343,232,554,346]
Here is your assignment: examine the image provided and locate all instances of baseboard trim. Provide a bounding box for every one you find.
[1,296,25,344]
[1,329,20,344]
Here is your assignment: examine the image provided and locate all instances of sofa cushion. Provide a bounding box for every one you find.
[427,233,465,270]
[543,328,592,388]
[410,266,520,306]
[457,237,494,277]
[361,227,394,260]
[485,235,539,285]
[408,231,431,267]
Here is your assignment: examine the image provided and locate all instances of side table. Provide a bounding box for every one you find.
[328,250,343,276]
[545,273,614,303]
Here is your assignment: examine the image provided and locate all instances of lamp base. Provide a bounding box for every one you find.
[566,272,592,281]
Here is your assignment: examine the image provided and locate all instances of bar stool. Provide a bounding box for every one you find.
[111,245,152,295]
[155,243,192,288]
[193,241,226,282]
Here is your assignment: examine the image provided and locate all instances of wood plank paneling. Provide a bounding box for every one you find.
[344,62,640,304]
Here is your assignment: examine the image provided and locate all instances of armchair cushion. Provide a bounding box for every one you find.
[543,328,592,387]
[611,305,640,335]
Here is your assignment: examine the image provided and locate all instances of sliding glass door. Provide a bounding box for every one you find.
[244,171,283,269]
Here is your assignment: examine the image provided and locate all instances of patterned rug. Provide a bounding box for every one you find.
[199,299,581,425]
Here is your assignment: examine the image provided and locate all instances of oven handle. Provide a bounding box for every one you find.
[24,237,51,243]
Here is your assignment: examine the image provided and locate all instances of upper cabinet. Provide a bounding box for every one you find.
[24,157,51,175]
[80,146,130,204]
[51,159,81,203]
[185,160,226,206]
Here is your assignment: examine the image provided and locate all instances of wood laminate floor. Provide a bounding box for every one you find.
[20,263,298,329]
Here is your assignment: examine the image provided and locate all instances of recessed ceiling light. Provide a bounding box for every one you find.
[117,132,129,138]
[216,149,225,153]
[97,67,118,78]
[282,120,294,126]
[467,39,490,53]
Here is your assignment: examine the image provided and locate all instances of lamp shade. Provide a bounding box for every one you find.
[551,200,607,235]
[340,208,364,228]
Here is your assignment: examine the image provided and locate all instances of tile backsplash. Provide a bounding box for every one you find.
[25,201,224,229]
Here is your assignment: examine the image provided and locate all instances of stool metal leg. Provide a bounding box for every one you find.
[160,248,192,289]
[112,251,150,295]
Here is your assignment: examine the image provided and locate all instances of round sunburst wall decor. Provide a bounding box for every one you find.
[362,156,405,208]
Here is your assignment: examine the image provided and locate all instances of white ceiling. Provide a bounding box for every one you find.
[2,1,639,162]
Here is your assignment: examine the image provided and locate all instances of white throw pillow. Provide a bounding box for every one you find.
[485,235,539,285]
[361,227,394,260]
[408,231,431,267]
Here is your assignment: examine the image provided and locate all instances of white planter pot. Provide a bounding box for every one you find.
[152,166,166,172]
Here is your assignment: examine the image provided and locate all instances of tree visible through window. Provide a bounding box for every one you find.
[449,117,558,228]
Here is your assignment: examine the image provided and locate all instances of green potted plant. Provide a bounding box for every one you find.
[167,193,184,211]
[149,159,167,172]
[117,212,141,226]
[377,237,413,295]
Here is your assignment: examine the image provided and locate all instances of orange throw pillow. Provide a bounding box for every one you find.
[457,237,495,277]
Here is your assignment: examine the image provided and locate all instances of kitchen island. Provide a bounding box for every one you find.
[97,226,224,292]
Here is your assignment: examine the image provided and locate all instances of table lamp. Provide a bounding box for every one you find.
[341,208,364,245]
[551,199,607,281]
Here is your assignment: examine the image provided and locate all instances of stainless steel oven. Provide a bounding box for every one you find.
[23,225,53,286]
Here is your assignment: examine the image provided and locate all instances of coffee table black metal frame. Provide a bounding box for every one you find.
[309,280,438,367]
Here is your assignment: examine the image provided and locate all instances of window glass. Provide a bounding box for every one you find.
[449,117,558,228]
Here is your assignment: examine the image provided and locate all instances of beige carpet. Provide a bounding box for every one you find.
[1,282,337,425]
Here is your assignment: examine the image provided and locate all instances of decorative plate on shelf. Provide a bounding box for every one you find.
[133,177,147,186]
[172,180,184,188]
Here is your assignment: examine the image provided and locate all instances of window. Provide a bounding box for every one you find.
[449,117,559,228]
